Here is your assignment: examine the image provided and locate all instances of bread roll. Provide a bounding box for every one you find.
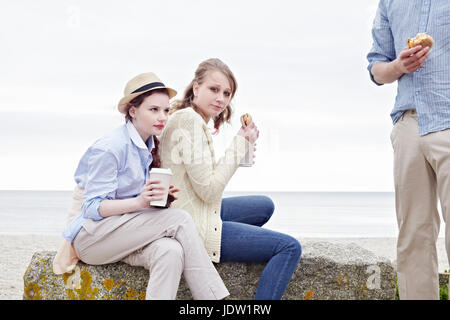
[240,113,252,127]
[408,33,434,49]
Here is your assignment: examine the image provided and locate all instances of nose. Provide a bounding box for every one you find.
[216,93,225,103]
[158,110,168,122]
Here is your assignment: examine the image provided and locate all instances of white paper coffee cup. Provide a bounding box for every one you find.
[239,142,254,167]
[148,168,173,207]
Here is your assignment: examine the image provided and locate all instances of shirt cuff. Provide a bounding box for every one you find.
[82,196,110,221]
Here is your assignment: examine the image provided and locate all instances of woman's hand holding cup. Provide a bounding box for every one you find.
[136,179,166,209]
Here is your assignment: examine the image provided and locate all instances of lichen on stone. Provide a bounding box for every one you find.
[304,290,314,300]
[24,282,42,300]
[65,269,99,300]
[124,288,138,300]
[103,278,115,291]
[124,288,145,300]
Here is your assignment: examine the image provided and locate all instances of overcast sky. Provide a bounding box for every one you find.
[0,0,400,192]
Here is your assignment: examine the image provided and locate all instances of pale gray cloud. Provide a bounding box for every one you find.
[0,0,397,191]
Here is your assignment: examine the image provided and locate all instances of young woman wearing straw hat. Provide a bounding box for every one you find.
[159,58,302,300]
[52,72,229,300]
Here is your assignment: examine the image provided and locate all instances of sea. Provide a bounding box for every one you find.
[0,190,409,238]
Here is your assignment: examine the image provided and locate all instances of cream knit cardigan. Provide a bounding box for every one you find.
[159,108,250,262]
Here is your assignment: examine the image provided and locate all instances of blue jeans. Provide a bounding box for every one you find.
[220,195,302,300]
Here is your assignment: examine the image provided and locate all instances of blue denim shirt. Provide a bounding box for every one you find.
[62,121,154,241]
[367,0,450,136]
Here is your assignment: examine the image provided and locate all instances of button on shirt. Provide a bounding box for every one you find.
[367,0,450,136]
[62,121,154,242]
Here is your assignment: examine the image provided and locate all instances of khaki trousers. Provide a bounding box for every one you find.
[73,207,229,300]
[391,110,450,300]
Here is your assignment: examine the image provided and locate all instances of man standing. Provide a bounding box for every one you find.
[367,1,450,300]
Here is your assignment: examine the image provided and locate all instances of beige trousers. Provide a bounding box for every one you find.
[391,110,450,300]
[73,207,229,300]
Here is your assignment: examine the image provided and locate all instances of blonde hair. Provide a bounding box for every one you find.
[170,58,238,131]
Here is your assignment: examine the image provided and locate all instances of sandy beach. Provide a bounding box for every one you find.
[1,234,448,300]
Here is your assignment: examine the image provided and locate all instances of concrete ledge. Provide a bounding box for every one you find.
[23,241,397,300]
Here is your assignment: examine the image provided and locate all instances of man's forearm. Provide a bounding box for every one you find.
[371,46,430,85]
[371,61,404,84]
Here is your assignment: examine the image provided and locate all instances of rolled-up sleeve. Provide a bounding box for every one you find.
[367,0,396,86]
[81,148,118,220]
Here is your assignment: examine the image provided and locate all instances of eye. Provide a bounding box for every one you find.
[164,108,170,114]
[150,107,158,112]
[224,91,231,97]
[210,87,218,92]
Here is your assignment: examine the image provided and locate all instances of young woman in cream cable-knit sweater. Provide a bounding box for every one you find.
[52,72,229,300]
[160,58,302,300]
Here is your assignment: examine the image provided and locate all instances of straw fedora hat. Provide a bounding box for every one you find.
[118,72,177,114]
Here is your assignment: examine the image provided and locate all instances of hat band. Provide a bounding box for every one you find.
[131,82,165,94]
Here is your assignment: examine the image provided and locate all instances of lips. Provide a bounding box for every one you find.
[154,124,164,130]
[212,105,222,111]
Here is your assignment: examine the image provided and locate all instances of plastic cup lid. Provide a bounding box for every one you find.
[150,168,173,175]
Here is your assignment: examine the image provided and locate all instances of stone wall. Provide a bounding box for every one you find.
[23,241,397,300]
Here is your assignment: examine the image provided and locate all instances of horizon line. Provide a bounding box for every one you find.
[0,189,396,193]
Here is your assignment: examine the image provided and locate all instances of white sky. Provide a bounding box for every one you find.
[0,0,399,192]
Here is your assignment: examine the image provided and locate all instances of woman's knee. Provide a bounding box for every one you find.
[161,208,202,242]
[258,196,274,222]
[151,238,184,266]
[283,236,302,262]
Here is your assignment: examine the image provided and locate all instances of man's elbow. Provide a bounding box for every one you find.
[370,61,401,85]
[370,63,386,85]
[371,72,386,86]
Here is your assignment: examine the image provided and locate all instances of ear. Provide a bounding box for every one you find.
[128,106,136,119]
[192,82,199,97]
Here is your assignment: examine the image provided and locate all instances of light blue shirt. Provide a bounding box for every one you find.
[367,0,450,136]
[62,121,154,242]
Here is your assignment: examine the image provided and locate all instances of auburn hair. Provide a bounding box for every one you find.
[124,88,174,207]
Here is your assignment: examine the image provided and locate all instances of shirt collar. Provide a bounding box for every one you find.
[126,120,155,152]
